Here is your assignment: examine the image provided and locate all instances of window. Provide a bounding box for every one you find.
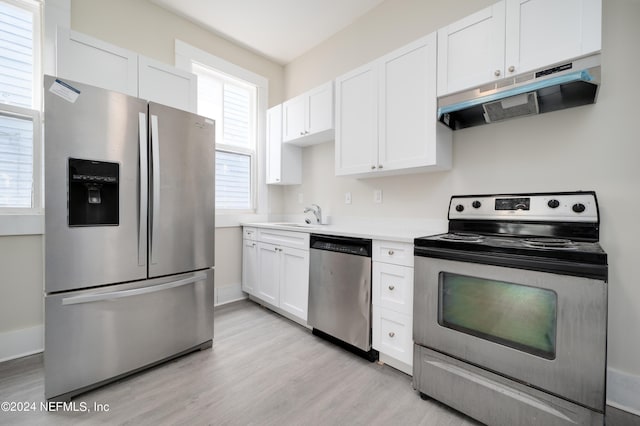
[0,0,41,212]
[192,62,257,211]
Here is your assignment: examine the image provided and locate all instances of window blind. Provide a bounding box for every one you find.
[0,1,34,109]
[215,151,251,210]
[0,1,36,209]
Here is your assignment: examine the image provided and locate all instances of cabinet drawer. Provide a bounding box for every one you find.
[243,227,257,240]
[373,240,414,267]
[257,228,310,250]
[372,306,413,367]
[373,262,413,316]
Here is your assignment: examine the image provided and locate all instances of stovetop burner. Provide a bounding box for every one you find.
[523,238,576,249]
[439,233,484,242]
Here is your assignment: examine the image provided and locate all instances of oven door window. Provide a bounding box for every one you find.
[438,272,557,359]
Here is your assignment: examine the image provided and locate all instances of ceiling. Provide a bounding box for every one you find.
[150,0,385,65]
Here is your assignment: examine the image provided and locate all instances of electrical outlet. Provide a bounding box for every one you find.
[298,193,304,204]
[374,189,382,204]
[345,192,352,204]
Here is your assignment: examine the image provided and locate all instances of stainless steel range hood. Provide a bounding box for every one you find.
[438,54,601,130]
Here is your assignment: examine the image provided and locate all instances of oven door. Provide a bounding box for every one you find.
[414,255,607,411]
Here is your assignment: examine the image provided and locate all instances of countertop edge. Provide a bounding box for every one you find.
[241,222,446,243]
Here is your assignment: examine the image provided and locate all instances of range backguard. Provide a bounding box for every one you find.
[68,158,119,226]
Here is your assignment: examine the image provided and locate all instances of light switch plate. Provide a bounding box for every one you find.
[374,189,382,204]
[298,193,304,204]
[345,192,352,204]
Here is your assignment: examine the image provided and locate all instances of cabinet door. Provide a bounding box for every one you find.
[56,27,138,96]
[437,2,506,96]
[256,243,280,306]
[306,82,334,135]
[139,56,197,113]
[378,34,438,171]
[279,247,310,321]
[242,239,258,294]
[266,105,301,185]
[266,105,283,184]
[282,95,307,142]
[335,62,378,175]
[505,0,602,77]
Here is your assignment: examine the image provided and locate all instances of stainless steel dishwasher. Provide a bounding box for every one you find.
[308,234,378,361]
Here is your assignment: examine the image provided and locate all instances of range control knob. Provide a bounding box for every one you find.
[572,203,586,213]
[455,204,464,212]
[472,201,481,209]
[547,199,560,209]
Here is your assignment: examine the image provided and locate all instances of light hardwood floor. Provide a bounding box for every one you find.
[0,300,479,425]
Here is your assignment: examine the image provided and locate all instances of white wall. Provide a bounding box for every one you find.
[70,0,286,108]
[282,0,640,413]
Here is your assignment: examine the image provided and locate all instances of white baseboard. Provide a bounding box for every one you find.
[0,325,44,363]
[607,367,640,416]
[215,283,247,306]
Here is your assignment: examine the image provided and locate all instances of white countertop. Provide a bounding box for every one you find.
[242,217,447,243]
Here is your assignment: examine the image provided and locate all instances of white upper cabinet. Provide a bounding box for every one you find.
[282,81,334,146]
[505,0,601,78]
[266,105,301,185]
[334,63,378,176]
[56,27,138,96]
[56,27,197,112]
[138,56,197,113]
[438,0,602,96]
[378,35,449,172]
[437,3,505,96]
[336,33,452,177]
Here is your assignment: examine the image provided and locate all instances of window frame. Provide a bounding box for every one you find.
[175,40,269,226]
[192,62,258,212]
[0,0,44,224]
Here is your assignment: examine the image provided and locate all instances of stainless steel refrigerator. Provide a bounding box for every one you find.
[43,75,215,401]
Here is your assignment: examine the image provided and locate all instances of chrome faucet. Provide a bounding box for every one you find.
[304,204,322,224]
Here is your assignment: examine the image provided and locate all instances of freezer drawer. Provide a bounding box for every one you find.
[44,270,214,401]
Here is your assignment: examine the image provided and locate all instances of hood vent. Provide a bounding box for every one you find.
[438,54,601,130]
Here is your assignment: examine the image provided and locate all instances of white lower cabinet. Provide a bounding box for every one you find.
[242,227,310,324]
[372,240,415,374]
[279,247,310,321]
[256,243,280,306]
[373,306,413,367]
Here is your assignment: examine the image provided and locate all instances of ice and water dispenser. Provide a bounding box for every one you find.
[68,158,119,226]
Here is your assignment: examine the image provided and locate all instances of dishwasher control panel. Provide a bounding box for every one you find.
[310,234,372,257]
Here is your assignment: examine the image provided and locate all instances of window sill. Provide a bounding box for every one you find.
[0,214,44,236]
[216,213,268,228]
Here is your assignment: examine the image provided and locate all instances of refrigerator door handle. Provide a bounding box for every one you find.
[138,112,148,266]
[150,114,160,265]
[61,272,208,305]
